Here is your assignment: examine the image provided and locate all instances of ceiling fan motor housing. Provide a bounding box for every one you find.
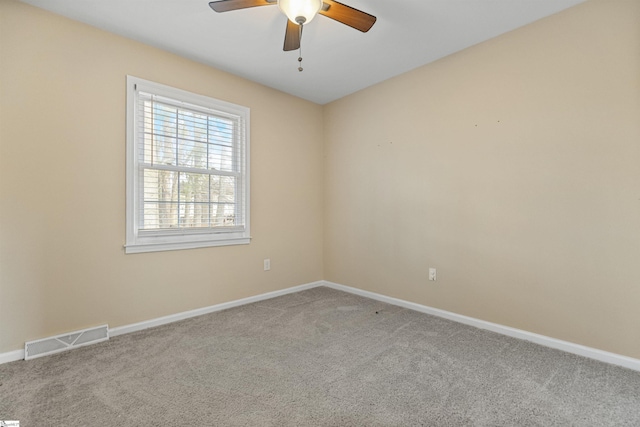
[278,0,323,25]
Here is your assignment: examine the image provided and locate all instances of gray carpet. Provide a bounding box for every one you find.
[1,286,640,426]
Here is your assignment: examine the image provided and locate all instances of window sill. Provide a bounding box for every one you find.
[124,236,251,254]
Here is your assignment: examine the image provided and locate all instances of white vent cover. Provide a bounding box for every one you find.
[24,325,109,360]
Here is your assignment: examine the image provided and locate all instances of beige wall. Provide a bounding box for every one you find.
[324,0,640,359]
[0,0,324,353]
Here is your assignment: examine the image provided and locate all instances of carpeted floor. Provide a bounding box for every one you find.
[1,286,640,426]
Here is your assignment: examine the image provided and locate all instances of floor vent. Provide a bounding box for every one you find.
[24,325,109,360]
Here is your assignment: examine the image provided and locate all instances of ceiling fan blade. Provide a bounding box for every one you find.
[209,0,275,13]
[283,19,301,51]
[319,0,376,32]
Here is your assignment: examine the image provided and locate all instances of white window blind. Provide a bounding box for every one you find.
[126,76,250,253]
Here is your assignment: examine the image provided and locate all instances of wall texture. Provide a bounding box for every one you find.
[323,0,640,359]
[0,0,324,353]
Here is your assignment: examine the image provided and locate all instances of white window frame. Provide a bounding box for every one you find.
[125,76,250,254]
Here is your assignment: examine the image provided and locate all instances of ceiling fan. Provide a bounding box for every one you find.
[208,0,376,52]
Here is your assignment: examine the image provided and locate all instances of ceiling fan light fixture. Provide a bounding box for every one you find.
[278,0,323,25]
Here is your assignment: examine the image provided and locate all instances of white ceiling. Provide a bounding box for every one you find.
[21,0,585,104]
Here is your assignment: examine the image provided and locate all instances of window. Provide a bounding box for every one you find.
[125,76,250,253]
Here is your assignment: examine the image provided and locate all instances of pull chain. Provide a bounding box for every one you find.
[297,24,304,72]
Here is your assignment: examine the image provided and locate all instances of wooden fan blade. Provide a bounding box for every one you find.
[319,0,376,32]
[283,19,301,51]
[209,0,275,13]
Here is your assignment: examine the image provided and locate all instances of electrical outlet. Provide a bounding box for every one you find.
[429,268,436,281]
[264,259,271,271]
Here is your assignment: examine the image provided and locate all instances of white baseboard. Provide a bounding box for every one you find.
[0,349,25,364]
[109,281,323,337]
[3,278,639,373]
[0,281,322,364]
[322,280,640,372]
